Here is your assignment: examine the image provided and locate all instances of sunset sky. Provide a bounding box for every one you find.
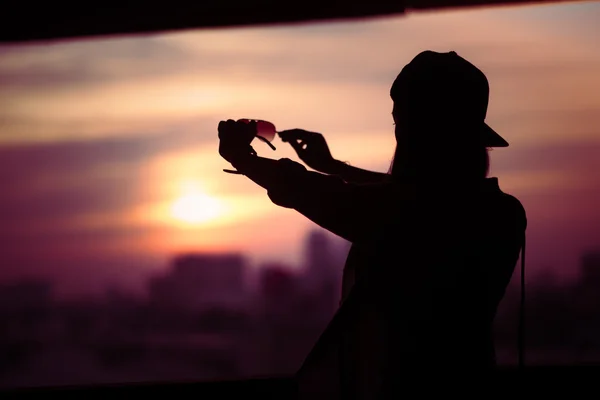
[1,2,599,298]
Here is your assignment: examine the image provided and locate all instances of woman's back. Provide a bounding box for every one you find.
[332,177,526,397]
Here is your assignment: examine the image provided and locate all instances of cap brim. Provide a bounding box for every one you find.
[482,123,509,147]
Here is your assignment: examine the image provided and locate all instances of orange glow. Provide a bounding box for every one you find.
[170,184,223,226]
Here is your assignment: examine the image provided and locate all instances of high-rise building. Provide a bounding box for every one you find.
[256,263,325,375]
[301,230,343,320]
[303,229,343,289]
[305,230,335,273]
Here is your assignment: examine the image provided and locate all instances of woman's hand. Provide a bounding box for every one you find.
[278,129,337,173]
[218,119,257,164]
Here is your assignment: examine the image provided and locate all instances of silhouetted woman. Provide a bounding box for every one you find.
[218,50,527,399]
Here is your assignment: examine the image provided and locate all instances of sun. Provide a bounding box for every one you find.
[170,186,223,226]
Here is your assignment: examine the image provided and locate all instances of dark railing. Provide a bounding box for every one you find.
[2,367,600,397]
[0,0,582,43]
[1,376,297,398]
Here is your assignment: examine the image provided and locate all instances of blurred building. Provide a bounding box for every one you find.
[0,279,54,341]
[261,265,299,304]
[301,230,343,315]
[566,250,600,317]
[580,251,600,286]
[255,264,314,375]
[570,250,600,324]
[0,279,52,314]
[148,253,249,311]
[0,279,55,378]
[92,253,256,379]
[249,231,350,376]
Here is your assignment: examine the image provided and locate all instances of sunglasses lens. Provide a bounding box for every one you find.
[237,119,276,142]
[256,120,276,142]
[238,118,277,142]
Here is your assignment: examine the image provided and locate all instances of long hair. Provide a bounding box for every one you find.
[386,132,490,183]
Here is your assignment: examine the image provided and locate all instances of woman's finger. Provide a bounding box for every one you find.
[279,129,316,142]
[288,139,304,153]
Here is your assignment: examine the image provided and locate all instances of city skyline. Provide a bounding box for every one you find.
[2,238,600,388]
[1,2,600,297]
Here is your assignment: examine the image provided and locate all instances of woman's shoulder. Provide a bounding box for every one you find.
[485,179,527,230]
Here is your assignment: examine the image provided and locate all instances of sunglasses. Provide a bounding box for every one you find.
[238,119,277,149]
[223,119,278,174]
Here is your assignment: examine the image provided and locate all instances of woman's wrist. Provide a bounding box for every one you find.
[322,159,347,175]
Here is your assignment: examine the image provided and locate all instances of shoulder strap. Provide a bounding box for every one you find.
[518,233,526,368]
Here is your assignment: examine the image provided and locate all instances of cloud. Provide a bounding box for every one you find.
[494,138,600,175]
[0,125,218,231]
[0,37,194,89]
[2,4,599,146]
